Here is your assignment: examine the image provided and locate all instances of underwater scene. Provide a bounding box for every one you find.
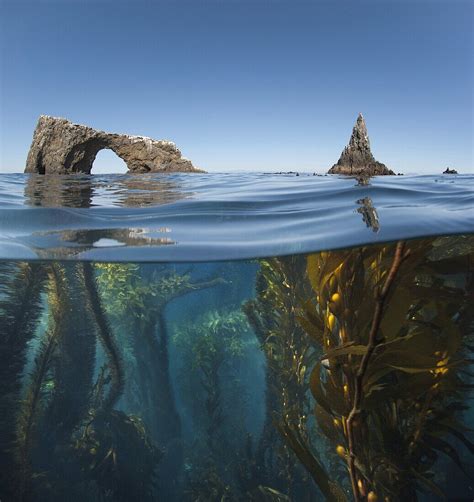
[0,235,473,501]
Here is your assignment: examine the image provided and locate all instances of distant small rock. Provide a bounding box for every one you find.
[274,171,300,175]
[443,167,458,174]
[328,113,395,176]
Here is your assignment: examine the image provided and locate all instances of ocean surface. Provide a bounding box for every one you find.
[0,172,473,501]
[0,172,472,261]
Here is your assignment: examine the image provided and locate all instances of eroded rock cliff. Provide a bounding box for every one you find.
[25,115,203,174]
[328,113,394,175]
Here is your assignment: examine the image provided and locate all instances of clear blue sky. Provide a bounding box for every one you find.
[0,0,472,173]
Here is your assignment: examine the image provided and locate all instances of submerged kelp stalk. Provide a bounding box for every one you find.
[243,257,333,499]
[346,241,410,501]
[94,263,227,499]
[16,266,62,501]
[81,263,124,411]
[45,264,97,443]
[0,263,47,500]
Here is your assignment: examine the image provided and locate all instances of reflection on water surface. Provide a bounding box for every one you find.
[24,173,190,208]
[0,173,471,262]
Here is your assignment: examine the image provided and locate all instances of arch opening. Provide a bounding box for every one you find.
[91,148,128,174]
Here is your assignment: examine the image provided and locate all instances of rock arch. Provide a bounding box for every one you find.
[25,115,203,174]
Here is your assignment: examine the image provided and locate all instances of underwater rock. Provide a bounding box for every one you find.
[328,113,395,176]
[25,115,204,174]
[443,167,458,174]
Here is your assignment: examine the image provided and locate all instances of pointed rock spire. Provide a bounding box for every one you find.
[328,114,394,175]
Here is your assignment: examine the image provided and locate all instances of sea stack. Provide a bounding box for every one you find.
[25,115,203,175]
[328,113,394,176]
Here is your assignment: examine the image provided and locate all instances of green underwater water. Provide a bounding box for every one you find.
[0,234,473,502]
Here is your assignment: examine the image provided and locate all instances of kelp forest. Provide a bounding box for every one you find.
[0,234,473,501]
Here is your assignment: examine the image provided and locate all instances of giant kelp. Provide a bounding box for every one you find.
[299,238,474,500]
[174,309,252,454]
[243,256,335,500]
[95,263,227,498]
[81,262,125,412]
[15,265,64,501]
[0,262,164,501]
[0,263,48,500]
[95,264,225,439]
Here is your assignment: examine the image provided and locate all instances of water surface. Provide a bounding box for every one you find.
[0,173,472,261]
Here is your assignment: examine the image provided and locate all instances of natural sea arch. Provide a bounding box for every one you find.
[25,116,201,174]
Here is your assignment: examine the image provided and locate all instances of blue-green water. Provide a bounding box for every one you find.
[0,174,473,501]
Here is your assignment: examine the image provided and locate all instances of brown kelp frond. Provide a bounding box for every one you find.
[242,256,322,497]
[0,263,48,406]
[45,263,96,441]
[0,262,48,345]
[80,263,124,411]
[0,262,48,499]
[301,237,474,500]
[94,263,227,453]
[16,322,59,501]
[95,263,226,320]
[173,309,250,363]
[345,241,410,501]
[174,309,251,455]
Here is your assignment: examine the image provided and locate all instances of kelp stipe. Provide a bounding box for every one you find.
[300,238,474,500]
[22,263,98,500]
[174,310,251,455]
[0,262,165,501]
[0,263,48,500]
[95,264,224,440]
[243,256,338,500]
[40,264,97,449]
[15,265,63,501]
[80,263,124,411]
[94,263,226,498]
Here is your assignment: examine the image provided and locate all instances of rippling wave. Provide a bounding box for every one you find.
[0,172,472,261]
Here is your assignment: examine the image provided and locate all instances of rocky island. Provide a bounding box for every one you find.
[25,115,203,174]
[443,167,458,174]
[328,113,394,176]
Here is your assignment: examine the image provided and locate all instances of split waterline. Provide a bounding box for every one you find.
[0,172,473,501]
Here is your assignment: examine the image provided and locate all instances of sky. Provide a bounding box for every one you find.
[0,0,472,174]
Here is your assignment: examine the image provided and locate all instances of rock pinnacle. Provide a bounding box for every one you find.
[328,113,394,175]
